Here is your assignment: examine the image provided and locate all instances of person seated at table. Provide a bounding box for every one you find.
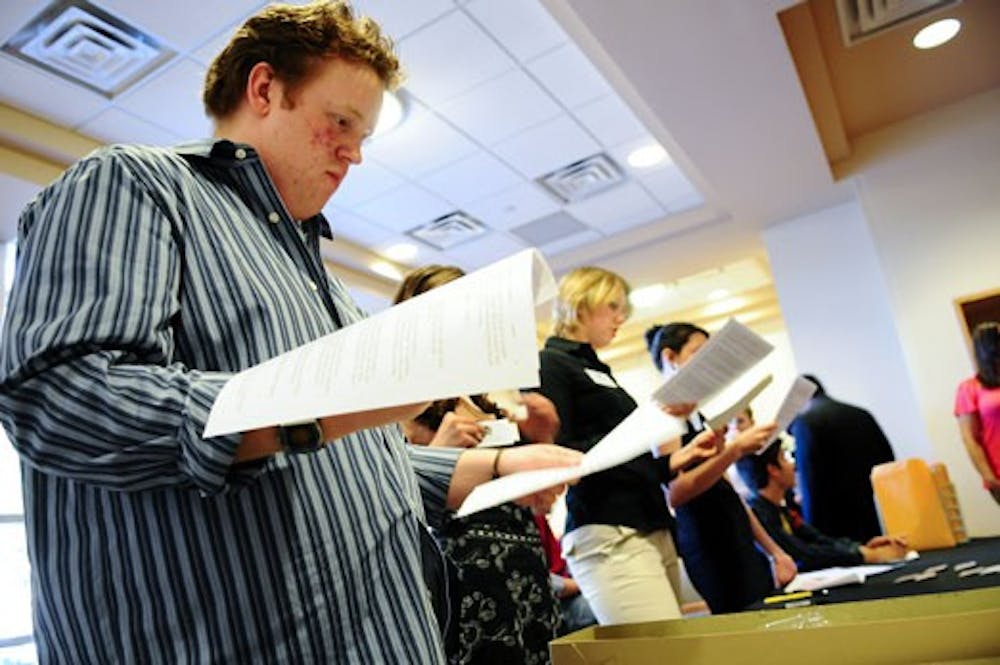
[736,442,909,571]
[395,265,562,664]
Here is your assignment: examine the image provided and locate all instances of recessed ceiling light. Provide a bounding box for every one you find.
[370,260,402,281]
[707,287,730,301]
[912,18,961,49]
[630,283,669,309]
[384,243,417,261]
[373,89,405,137]
[627,144,667,168]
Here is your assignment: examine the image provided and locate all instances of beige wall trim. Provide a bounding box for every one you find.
[0,103,101,170]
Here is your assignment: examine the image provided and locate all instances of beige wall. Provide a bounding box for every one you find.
[765,88,1000,537]
[857,88,1000,536]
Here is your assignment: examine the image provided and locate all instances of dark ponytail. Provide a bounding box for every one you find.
[645,322,709,371]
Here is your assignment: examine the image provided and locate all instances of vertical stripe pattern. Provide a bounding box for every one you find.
[0,140,459,664]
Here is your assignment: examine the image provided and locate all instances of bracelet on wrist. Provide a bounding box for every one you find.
[491,449,504,479]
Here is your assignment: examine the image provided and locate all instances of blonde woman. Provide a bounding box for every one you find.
[537,267,715,625]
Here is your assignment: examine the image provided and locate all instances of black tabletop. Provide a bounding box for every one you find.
[750,536,1000,610]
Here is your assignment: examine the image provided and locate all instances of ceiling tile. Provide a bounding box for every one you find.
[365,102,479,177]
[490,114,601,179]
[351,0,455,40]
[115,57,211,139]
[437,69,562,146]
[398,11,515,107]
[448,232,527,272]
[354,184,454,233]
[463,181,561,231]
[0,55,110,127]
[574,94,648,149]
[0,2,43,44]
[323,203,394,248]
[97,0,263,52]
[419,152,523,207]
[80,107,181,146]
[635,163,704,213]
[567,181,665,234]
[464,0,567,62]
[526,42,611,109]
[538,229,602,257]
[190,21,245,67]
[331,158,406,209]
[509,211,587,246]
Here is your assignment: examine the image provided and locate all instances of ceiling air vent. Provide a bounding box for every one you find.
[2,0,176,98]
[536,153,625,204]
[835,0,961,46]
[408,211,488,250]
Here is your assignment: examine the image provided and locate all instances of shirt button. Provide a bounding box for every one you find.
[234,148,247,160]
[268,212,280,224]
[308,280,318,291]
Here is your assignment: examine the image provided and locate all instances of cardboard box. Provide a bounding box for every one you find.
[551,587,1000,665]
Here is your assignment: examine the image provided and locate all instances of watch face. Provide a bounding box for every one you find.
[281,422,322,453]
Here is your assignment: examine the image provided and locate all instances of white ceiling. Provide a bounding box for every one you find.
[0,0,863,324]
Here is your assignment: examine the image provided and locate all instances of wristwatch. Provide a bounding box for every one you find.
[277,419,324,454]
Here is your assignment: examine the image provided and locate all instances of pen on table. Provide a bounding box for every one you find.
[763,589,829,607]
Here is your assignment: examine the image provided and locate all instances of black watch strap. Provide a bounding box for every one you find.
[277,420,323,453]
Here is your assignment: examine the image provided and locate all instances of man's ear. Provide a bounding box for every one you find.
[661,347,676,367]
[246,62,277,116]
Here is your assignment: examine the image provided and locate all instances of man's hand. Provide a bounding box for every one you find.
[514,392,560,443]
[558,576,581,599]
[668,428,721,471]
[428,412,485,448]
[771,550,798,587]
[496,444,583,514]
[860,535,909,563]
[727,422,778,457]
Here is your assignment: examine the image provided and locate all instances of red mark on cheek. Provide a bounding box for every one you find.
[310,123,340,153]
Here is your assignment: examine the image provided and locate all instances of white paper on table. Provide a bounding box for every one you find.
[476,418,520,448]
[702,373,774,432]
[784,564,896,592]
[204,249,557,437]
[651,319,774,407]
[754,376,817,455]
[456,403,685,517]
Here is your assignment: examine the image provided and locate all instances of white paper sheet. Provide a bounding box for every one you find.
[456,403,685,517]
[651,319,774,406]
[784,564,896,592]
[476,418,520,448]
[753,376,817,455]
[702,373,774,432]
[204,249,556,437]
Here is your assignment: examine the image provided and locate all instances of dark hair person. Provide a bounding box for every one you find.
[645,322,796,613]
[954,321,1000,504]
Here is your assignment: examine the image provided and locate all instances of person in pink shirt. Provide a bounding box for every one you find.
[954,321,1000,505]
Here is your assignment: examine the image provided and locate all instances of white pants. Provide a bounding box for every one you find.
[562,524,681,625]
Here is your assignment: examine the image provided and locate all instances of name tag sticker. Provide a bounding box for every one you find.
[584,369,618,388]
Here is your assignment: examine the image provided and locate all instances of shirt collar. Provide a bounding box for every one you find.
[173,139,333,240]
[545,336,605,365]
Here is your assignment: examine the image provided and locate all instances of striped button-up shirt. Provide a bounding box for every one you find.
[0,140,460,663]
